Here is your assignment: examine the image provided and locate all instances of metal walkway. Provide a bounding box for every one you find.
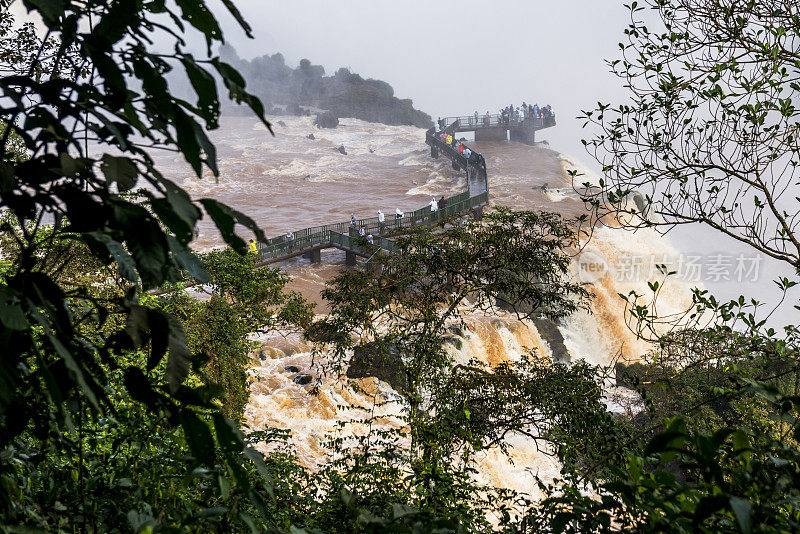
[253,108,556,267]
[254,189,488,266]
[254,124,490,266]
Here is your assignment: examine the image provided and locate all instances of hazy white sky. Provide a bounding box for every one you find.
[213,0,633,162]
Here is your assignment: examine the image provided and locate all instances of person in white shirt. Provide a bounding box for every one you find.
[430,198,438,212]
[395,208,404,219]
[377,209,385,233]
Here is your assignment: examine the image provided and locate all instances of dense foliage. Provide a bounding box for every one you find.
[161,249,314,420]
[0,0,296,530]
[537,0,800,532]
[3,0,800,532]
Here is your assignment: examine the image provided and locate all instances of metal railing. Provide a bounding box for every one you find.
[426,128,471,168]
[329,231,400,257]
[255,189,488,262]
[439,113,556,130]
[254,112,495,264]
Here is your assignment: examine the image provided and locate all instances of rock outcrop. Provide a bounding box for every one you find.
[216,46,433,128]
[346,342,408,394]
[314,111,339,129]
[531,317,570,362]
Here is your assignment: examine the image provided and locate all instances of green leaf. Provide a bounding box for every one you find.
[244,446,274,497]
[165,317,191,393]
[0,287,28,330]
[110,201,169,287]
[218,474,231,499]
[167,235,209,282]
[219,0,253,37]
[198,506,229,518]
[200,198,246,253]
[172,104,203,176]
[192,118,218,175]
[181,54,220,130]
[729,497,752,534]
[392,504,418,519]
[145,309,169,371]
[91,0,137,47]
[87,232,138,283]
[213,413,244,453]
[43,330,100,411]
[179,410,216,465]
[239,513,258,534]
[101,155,139,192]
[21,0,66,25]
[175,0,222,41]
[644,429,687,457]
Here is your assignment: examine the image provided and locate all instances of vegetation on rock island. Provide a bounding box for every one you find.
[1,0,800,533]
[216,46,434,129]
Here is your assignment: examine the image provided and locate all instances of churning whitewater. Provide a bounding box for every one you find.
[149,114,695,496]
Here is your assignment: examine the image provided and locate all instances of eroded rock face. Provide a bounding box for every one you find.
[314,111,339,129]
[531,317,570,363]
[493,295,571,363]
[346,342,408,394]
[286,103,300,115]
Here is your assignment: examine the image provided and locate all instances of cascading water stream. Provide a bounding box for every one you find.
[149,114,696,495]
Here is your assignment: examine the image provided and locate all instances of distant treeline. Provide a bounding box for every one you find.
[218,45,433,128]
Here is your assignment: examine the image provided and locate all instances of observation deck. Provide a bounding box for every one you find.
[438,113,555,145]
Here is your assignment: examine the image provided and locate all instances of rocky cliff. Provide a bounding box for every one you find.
[218,45,433,129]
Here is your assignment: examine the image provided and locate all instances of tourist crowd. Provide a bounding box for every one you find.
[437,103,554,130]
[432,124,486,169]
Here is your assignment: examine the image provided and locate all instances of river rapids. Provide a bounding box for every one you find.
[149,115,695,498]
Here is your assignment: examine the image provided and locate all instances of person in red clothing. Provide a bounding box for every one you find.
[457,143,464,154]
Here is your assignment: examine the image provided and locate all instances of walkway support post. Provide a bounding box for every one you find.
[309,248,321,263]
[345,251,357,266]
